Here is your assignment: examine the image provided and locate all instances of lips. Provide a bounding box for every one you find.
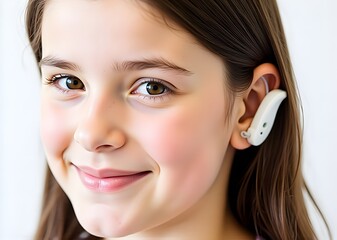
[73,165,151,192]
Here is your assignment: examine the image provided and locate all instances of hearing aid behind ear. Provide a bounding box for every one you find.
[241,89,287,146]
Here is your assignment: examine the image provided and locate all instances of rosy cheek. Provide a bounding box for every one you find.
[132,91,229,198]
[139,105,225,170]
[40,102,72,158]
[150,116,196,165]
[135,107,226,206]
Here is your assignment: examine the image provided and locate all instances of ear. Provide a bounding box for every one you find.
[230,63,281,150]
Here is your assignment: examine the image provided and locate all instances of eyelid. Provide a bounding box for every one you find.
[139,77,175,88]
[44,73,70,84]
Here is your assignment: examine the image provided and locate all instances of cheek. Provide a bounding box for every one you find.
[40,101,73,158]
[158,108,227,173]
[135,96,230,197]
[149,97,228,166]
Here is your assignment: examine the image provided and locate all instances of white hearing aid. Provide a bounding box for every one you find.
[241,78,287,146]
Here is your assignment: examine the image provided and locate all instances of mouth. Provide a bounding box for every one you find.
[73,165,151,192]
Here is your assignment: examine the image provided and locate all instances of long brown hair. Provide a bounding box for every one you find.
[26,0,330,239]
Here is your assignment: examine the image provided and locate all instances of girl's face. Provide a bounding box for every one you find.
[40,0,241,237]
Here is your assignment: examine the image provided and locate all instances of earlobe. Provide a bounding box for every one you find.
[230,100,253,150]
[230,63,285,149]
[230,114,253,150]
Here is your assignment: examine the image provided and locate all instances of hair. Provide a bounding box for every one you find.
[26,0,330,239]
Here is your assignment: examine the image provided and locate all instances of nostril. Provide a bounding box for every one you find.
[96,144,116,152]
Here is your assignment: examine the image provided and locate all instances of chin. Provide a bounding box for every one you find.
[73,203,139,238]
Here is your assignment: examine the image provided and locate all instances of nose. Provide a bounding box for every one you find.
[74,100,126,152]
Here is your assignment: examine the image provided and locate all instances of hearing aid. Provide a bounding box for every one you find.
[241,77,287,146]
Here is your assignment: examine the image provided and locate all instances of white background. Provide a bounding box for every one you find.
[0,0,336,239]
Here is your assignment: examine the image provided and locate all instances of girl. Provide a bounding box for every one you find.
[25,0,329,239]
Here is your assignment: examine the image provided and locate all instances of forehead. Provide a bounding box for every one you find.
[42,0,161,35]
[41,0,193,57]
[42,0,185,46]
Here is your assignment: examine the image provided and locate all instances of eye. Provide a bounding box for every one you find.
[45,74,85,92]
[134,80,169,96]
[57,75,84,90]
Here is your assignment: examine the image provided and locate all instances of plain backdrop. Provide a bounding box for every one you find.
[0,0,336,239]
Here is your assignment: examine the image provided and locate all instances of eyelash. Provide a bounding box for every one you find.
[44,74,84,94]
[44,74,174,101]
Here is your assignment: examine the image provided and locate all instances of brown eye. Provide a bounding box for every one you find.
[65,76,84,89]
[146,82,166,95]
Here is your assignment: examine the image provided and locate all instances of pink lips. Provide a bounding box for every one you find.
[74,165,150,192]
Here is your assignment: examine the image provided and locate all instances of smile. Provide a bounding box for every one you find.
[74,165,151,192]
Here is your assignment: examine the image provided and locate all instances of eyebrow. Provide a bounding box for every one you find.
[39,56,193,76]
[39,56,81,71]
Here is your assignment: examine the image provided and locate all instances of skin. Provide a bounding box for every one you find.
[40,0,279,239]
